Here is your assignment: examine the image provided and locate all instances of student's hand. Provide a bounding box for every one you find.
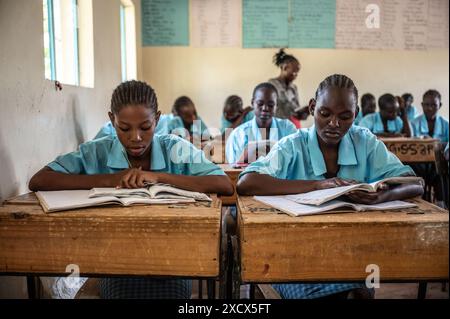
[243,106,253,114]
[396,96,406,116]
[346,189,389,205]
[315,178,358,190]
[118,168,159,188]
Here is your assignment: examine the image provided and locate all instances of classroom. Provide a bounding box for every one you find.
[0,0,448,303]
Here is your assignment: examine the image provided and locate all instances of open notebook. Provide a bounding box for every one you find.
[36,184,211,213]
[254,196,417,217]
[285,176,423,206]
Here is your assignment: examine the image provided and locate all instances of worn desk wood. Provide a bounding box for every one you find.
[380,138,439,163]
[0,193,222,278]
[237,196,449,283]
[219,164,243,206]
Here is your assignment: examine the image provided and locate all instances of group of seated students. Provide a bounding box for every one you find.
[29,73,444,299]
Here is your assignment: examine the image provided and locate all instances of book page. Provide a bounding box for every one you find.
[285,183,371,206]
[36,190,122,213]
[89,188,151,198]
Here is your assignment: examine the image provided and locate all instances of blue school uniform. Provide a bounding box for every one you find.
[225,117,297,164]
[354,112,364,126]
[220,111,255,134]
[48,133,225,299]
[94,114,174,140]
[359,112,404,134]
[411,114,449,143]
[241,125,415,299]
[167,116,210,140]
[406,105,419,122]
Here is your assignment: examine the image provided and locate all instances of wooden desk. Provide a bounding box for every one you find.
[380,138,439,163]
[237,196,448,284]
[0,193,223,279]
[218,164,243,206]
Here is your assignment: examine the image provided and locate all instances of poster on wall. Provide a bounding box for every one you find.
[191,0,241,47]
[141,0,189,46]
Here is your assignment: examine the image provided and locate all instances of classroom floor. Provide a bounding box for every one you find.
[74,279,449,299]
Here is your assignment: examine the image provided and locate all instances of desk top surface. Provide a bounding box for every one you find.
[237,196,448,225]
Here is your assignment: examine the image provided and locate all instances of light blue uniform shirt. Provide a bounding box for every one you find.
[241,125,414,183]
[167,116,209,139]
[359,112,404,134]
[226,117,297,164]
[48,134,225,176]
[93,114,174,140]
[406,106,419,122]
[221,111,254,134]
[412,114,449,143]
[354,112,364,126]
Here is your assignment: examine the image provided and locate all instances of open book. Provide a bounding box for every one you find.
[285,176,423,206]
[254,196,417,217]
[36,184,211,213]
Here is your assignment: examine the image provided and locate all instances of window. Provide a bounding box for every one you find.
[120,0,137,81]
[43,0,93,87]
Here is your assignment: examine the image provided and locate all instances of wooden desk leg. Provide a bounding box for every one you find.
[219,207,230,299]
[230,235,241,299]
[207,280,216,299]
[418,281,427,299]
[27,275,37,299]
[198,280,203,299]
[249,284,255,299]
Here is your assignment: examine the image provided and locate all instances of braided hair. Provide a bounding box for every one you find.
[110,80,158,114]
[172,96,194,115]
[224,95,243,111]
[273,48,298,67]
[315,74,359,104]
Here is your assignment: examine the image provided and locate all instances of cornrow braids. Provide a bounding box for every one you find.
[315,74,359,103]
[378,93,396,110]
[172,96,194,115]
[252,82,278,99]
[110,80,158,114]
[224,95,243,110]
[273,48,298,67]
[423,89,441,101]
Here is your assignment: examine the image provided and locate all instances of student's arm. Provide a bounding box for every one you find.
[346,183,423,205]
[237,172,355,196]
[28,167,127,191]
[397,96,412,137]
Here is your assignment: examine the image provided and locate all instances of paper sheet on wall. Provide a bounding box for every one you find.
[335,0,448,50]
[141,0,189,46]
[191,0,241,47]
[288,0,336,48]
[242,0,289,48]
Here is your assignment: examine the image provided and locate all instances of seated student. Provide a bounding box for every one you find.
[29,80,234,299]
[402,93,419,122]
[411,89,448,142]
[237,74,423,299]
[359,93,412,137]
[410,89,448,208]
[94,106,176,139]
[354,93,376,125]
[167,96,210,144]
[221,95,254,135]
[225,82,297,164]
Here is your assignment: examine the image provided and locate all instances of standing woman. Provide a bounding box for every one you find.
[269,48,309,128]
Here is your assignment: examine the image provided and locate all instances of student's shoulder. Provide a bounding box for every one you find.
[78,135,117,154]
[348,125,378,142]
[276,128,307,148]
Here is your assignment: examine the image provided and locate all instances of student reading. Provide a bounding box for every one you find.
[237,74,423,299]
[225,82,297,164]
[221,94,254,134]
[29,80,233,299]
[354,93,376,126]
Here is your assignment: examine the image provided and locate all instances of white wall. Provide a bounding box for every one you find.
[0,0,124,203]
[141,47,449,130]
[0,0,126,298]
